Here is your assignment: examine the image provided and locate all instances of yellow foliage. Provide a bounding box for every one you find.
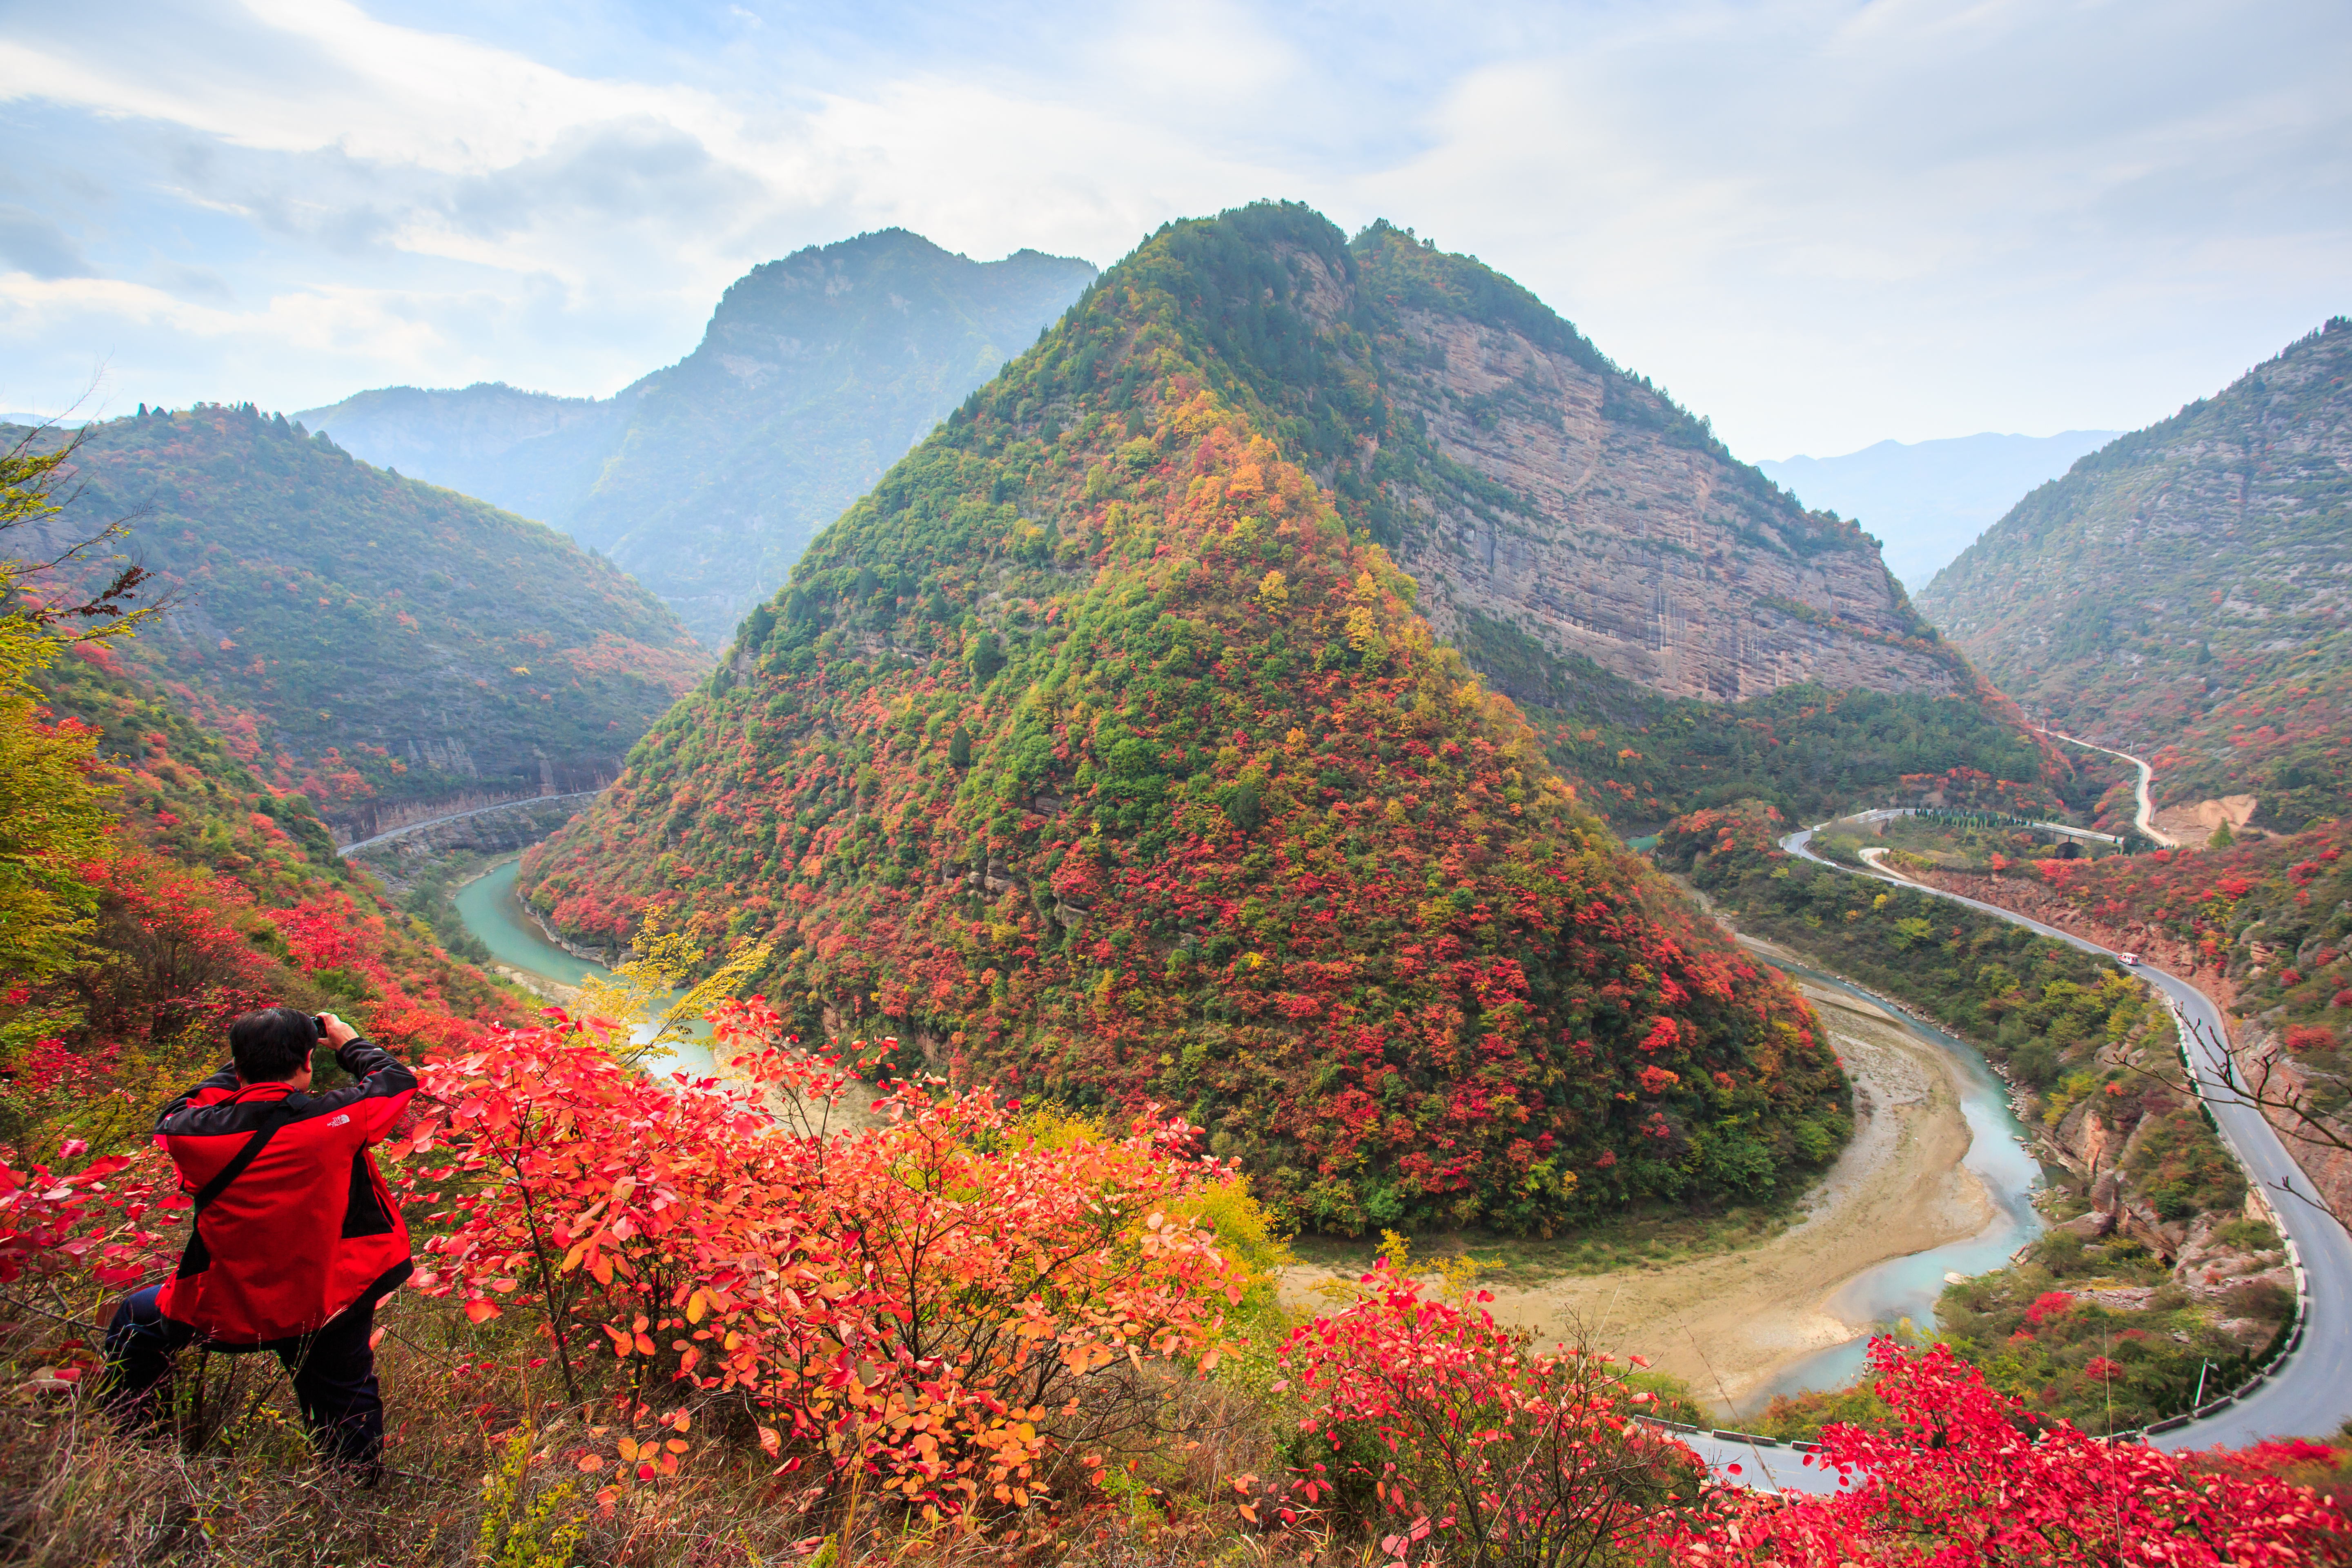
[1013,1102,1107,1153]
[0,430,151,985]
[1165,1174,1292,1334]
[574,929,772,1067]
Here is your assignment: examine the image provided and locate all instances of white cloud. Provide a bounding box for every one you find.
[0,0,2343,455]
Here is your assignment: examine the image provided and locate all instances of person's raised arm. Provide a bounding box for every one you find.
[319,1012,417,1139]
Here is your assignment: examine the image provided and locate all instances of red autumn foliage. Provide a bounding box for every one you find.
[0,1145,185,1298]
[1665,1339,2345,1566]
[523,375,1847,1235]
[1276,1262,1695,1564]
[397,998,1242,1520]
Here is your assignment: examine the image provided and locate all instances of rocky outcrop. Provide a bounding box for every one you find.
[2046,1100,2185,1263]
[1904,864,2352,1228]
[341,792,597,860]
[1378,304,1961,705]
[1917,318,2352,828]
[2238,1027,2352,1223]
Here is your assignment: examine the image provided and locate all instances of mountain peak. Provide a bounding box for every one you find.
[522,201,1850,1232]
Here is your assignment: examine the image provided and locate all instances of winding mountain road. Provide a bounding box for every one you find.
[1666,812,2352,1493]
[336,790,600,857]
[2040,728,2178,848]
[1784,813,2352,1452]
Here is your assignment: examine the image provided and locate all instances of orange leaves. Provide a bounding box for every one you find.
[601,1316,658,1358]
[400,1008,1240,1523]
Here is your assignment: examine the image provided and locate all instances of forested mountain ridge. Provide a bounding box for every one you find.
[1918,318,2352,833]
[21,404,707,835]
[303,231,1098,645]
[1341,226,2048,824]
[521,202,1851,1234]
[939,214,2043,826]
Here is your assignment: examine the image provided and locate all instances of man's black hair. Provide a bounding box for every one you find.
[229,1007,319,1084]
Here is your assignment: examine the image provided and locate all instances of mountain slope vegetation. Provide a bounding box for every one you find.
[0,428,525,1140]
[22,404,706,833]
[1201,220,2049,826]
[523,203,1851,1233]
[304,230,1098,645]
[1919,319,2352,832]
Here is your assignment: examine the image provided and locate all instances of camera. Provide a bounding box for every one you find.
[314,1013,331,1035]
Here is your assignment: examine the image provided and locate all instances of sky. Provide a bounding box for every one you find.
[2,0,2345,463]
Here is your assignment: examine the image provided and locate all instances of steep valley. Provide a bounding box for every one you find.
[1918,318,2352,833]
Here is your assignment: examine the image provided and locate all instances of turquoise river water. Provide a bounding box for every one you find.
[450,860,2044,1408]
[455,857,717,1078]
[1742,952,2046,1410]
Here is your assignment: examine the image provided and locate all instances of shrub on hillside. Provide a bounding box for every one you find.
[402,999,1254,1521]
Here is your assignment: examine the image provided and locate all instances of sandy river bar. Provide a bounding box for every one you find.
[1280,977,1991,1414]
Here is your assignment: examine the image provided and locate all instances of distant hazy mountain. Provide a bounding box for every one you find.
[1917,320,2352,832]
[1758,431,2118,593]
[301,230,1098,644]
[290,382,621,527]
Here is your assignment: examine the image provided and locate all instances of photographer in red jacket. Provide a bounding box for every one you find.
[102,1007,416,1474]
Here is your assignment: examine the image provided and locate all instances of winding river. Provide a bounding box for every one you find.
[450,853,2046,1408]
[455,856,717,1078]
[1746,952,2045,1407]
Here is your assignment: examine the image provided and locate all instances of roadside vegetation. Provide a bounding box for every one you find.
[1658,801,2294,1437]
[1984,820,2352,1126]
[1808,809,2151,874]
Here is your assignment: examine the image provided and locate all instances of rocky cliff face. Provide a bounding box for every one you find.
[1376,298,1958,705]
[1917,318,2352,831]
[1239,230,1960,708]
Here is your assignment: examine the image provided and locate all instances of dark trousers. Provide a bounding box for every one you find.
[102,1285,384,1469]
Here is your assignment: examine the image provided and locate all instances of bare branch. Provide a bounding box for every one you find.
[4,422,176,646]
[2127,1011,2348,1229]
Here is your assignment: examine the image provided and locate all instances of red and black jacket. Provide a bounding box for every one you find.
[155,1038,416,1345]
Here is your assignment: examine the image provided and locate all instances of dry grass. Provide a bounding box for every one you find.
[1287,1205,1799,1291]
[0,1287,1333,1568]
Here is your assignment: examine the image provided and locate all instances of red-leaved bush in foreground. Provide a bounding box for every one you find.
[1276,1261,1696,1566]
[0,999,2341,1559]
[397,998,1243,1521]
[1272,1278,2342,1566]
[0,1144,182,1298]
[1665,1338,2344,1566]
